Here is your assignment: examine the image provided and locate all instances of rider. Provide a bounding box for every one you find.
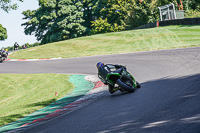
[14,42,19,50]
[96,62,125,94]
[0,47,8,58]
[22,44,26,49]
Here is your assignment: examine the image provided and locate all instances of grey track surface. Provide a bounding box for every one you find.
[1,47,200,133]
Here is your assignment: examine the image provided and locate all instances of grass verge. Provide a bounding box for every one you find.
[9,25,200,59]
[0,73,74,127]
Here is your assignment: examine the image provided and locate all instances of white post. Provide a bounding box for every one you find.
[172,3,176,19]
[168,6,171,20]
[158,7,162,21]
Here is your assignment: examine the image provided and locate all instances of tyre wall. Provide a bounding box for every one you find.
[134,18,200,30]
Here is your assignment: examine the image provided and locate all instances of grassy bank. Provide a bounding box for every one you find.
[0,74,74,126]
[9,25,200,59]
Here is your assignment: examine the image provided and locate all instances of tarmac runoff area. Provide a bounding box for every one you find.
[0,75,107,133]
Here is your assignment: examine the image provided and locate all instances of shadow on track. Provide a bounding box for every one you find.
[98,74,200,133]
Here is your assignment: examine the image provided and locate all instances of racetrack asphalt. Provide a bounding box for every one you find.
[0,47,200,133]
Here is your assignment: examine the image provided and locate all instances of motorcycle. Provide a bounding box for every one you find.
[22,45,26,49]
[14,46,19,50]
[105,65,140,93]
[0,54,6,63]
[0,50,8,63]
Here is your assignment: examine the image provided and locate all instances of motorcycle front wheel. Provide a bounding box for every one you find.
[116,79,135,93]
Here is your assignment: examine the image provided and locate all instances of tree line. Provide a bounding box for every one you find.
[0,0,200,44]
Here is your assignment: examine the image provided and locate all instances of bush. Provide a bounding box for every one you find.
[33,42,40,47]
[91,18,125,34]
[185,9,200,18]
[25,43,30,48]
[5,46,14,51]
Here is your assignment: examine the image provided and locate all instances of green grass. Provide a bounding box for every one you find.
[0,73,74,126]
[9,25,200,59]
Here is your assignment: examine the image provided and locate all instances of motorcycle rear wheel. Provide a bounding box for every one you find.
[116,79,135,93]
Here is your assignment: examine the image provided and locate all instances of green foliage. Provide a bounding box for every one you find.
[100,0,127,25]
[0,0,23,42]
[22,0,86,44]
[125,0,159,29]
[25,43,30,48]
[21,0,200,44]
[0,24,7,40]
[5,46,13,51]
[91,18,125,34]
[81,0,101,32]
[91,18,111,34]
[33,42,40,47]
[0,0,23,13]
[187,0,200,10]
[185,9,200,18]
[91,0,127,33]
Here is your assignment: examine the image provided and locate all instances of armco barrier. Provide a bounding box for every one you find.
[134,18,200,30]
[159,18,200,26]
[134,22,157,30]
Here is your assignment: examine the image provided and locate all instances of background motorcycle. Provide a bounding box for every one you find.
[22,45,27,49]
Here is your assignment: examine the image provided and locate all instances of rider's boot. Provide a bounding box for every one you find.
[108,84,118,94]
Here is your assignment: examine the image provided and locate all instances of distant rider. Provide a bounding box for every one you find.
[22,44,26,49]
[96,62,125,94]
[14,42,19,50]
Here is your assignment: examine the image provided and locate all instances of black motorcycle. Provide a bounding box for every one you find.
[0,54,6,63]
[0,50,8,63]
[14,45,19,50]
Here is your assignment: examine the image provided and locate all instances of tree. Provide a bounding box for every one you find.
[0,0,23,13]
[125,0,159,29]
[22,0,86,44]
[0,24,7,40]
[81,0,101,33]
[0,0,23,41]
[90,0,128,34]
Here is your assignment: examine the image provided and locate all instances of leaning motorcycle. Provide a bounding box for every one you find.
[0,54,5,63]
[106,65,140,93]
[0,51,8,63]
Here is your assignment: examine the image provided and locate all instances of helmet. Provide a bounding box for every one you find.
[96,62,104,69]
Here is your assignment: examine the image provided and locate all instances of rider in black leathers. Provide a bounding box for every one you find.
[0,47,8,59]
[96,62,125,94]
[14,42,19,50]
